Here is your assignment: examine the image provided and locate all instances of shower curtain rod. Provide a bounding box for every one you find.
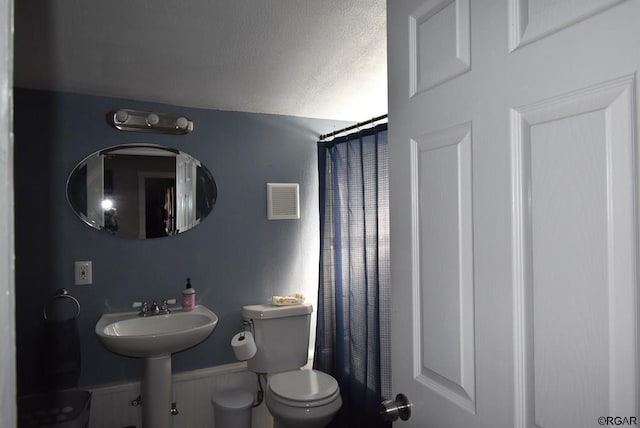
[318,113,388,141]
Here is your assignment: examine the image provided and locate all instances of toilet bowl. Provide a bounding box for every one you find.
[265,369,342,428]
[237,304,342,427]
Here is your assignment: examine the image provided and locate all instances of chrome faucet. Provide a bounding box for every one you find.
[133,299,177,316]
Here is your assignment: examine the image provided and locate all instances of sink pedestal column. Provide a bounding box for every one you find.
[142,355,172,428]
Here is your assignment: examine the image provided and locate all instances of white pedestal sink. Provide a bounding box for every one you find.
[96,305,218,428]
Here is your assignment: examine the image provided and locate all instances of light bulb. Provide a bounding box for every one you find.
[176,117,189,130]
[101,199,114,210]
[146,113,160,126]
[115,110,128,123]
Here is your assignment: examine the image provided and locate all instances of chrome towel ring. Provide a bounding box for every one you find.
[43,288,80,320]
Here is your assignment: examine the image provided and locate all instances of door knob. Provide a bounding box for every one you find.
[380,393,412,422]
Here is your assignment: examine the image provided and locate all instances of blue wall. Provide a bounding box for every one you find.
[14,88,345,394]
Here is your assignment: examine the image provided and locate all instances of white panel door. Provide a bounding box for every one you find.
[176,153,197,233]
[387,0,640,427]
[86,154,105,227]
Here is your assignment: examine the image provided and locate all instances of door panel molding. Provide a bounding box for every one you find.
[410,122,476,414]
[409,0,470,96]
[508,0,628,52]
[511,75,638,427]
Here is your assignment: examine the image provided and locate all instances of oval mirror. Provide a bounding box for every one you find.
[66,144,217,239]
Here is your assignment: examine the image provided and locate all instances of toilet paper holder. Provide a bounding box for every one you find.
[241,320,253,333]
[232,326,257,361]
[237,320,254,342]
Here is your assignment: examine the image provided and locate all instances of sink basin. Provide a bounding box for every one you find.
[96,305,218,357]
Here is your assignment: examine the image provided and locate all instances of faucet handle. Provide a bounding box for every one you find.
[133,301,149,316]
[160,299,177,313]
[133,301,149,311]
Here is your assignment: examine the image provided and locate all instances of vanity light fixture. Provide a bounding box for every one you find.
[107,109,194,135]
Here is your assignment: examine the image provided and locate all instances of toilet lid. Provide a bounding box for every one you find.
[269,370,339,402]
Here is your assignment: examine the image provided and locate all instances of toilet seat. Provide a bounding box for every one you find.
[268,370,340,408]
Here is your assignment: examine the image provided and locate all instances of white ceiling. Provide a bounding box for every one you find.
[14,0,387,121]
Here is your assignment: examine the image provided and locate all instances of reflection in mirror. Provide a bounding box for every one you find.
[67,144,217,239]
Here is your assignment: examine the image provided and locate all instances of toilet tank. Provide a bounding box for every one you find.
[242,303,313,373]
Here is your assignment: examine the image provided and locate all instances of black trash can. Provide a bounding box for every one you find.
[18,389,91,428]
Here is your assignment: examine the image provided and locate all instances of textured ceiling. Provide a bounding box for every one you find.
[14,0,387,121]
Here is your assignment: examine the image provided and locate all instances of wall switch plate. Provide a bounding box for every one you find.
[75,261,92,285]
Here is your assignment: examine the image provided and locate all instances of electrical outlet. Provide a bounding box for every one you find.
[75,261,92,285]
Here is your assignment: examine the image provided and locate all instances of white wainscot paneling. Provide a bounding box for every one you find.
[89,362,273,428]
[410,122,475,413]
[508,0,628,51]
[511,75,638,428]
[409,0,470,96]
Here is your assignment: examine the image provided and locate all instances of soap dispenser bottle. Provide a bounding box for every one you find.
[182,277,196,311]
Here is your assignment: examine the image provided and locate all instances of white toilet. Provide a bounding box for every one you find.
[242,303,342,428]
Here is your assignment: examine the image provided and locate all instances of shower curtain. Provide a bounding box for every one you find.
[315,124,391,428]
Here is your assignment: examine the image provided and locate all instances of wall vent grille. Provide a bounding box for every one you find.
[267,183,300,220]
